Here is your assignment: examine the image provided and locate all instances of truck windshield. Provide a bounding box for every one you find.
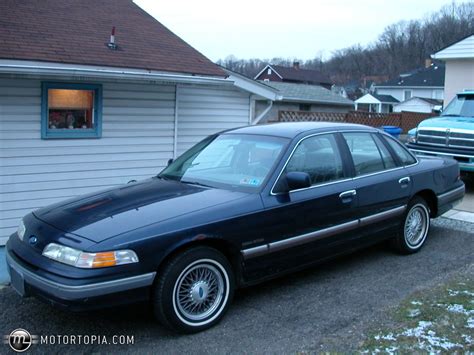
[442,95,474,117]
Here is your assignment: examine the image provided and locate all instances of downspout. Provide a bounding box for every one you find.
[173,85,180,159]
[252,100,273,125]
[248,96,256,124]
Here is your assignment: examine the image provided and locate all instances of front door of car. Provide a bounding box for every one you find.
[243,133,360,279]
[340,132,412,242]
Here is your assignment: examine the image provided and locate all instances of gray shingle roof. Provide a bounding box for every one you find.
[269,65,332,85]
[377,64,445,88]
[372,93,399,103]
[260,81,353,106]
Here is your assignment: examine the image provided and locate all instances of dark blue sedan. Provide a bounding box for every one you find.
[6,122,465,333]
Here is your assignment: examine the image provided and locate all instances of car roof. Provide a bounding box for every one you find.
[223,122,377,138]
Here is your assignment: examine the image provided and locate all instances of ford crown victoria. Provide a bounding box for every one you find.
[6,122,465,333]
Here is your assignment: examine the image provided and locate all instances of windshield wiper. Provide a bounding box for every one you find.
[181,180,213,188]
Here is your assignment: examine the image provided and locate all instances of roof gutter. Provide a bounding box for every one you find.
[280,97,353,106]
[0,60,232,85]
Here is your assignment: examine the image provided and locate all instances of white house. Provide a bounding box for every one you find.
[375,63,445,103]
[432,34,474,104]
[393,97,442,113]
[0,0,275,244]
[354,93,399,113]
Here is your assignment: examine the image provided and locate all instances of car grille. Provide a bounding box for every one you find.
[417,128,474,149]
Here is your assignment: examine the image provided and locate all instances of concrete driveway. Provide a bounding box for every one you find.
[444,175,474,222]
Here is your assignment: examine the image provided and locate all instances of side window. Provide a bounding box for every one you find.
[343,132,394,175]
[285,134,344,185]
[373,134,397,169]
[383,135,417,165]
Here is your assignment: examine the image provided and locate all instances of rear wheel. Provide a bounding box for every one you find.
[152,247,234,333]
[393,196,430,254]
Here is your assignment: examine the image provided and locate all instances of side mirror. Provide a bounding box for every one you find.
[167,158,174,167]
[286,172,311,191]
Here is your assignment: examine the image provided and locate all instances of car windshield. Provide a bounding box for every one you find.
[442,95,474,117]
[159,134,289,191]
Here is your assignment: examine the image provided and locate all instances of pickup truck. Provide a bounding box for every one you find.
[407,91,474,174]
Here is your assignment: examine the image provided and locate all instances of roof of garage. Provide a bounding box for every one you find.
[0,0,225,77]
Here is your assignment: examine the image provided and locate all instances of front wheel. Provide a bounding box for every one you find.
[392,196,431,254]
[152,247,235,333]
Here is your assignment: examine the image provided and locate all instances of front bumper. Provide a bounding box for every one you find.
[6,246,156,309]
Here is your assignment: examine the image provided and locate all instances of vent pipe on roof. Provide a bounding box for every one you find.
[107,27,117,50]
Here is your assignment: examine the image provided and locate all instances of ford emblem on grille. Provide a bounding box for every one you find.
[28,236,38,245]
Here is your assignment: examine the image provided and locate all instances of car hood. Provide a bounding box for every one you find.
[418,116,474,130]
[33,178,249,243]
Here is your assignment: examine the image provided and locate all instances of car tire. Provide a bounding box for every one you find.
[152,246,235,333]
[392,196,431,254]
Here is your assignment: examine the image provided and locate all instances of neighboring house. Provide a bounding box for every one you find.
[375,63,445,102]
[354,93,399,113]
[331,85,348,99]
[431,34,474,104]
[0,0,274,243]
[254,81,354,123]
[393,97,443,113]
[254,62,333,89]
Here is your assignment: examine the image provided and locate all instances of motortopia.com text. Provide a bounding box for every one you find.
[40,334,134,345]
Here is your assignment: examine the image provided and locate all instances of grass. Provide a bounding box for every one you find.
[360,269,474,353]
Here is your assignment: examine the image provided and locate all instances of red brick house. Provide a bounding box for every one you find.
[254,62,332,89]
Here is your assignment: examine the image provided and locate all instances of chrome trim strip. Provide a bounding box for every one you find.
[270,220,359,253]
[359,205,406,227]
[6,250,156,301]
[437,185,465,205]
[409,149,474,159]
[419,127,474,135]
[242,205,407,259]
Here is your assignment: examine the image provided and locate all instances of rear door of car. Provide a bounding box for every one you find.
[242,132,361,279]
[339,131,412,242]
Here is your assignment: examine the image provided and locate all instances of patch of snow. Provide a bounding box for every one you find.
[467,317,474,329]
[384,346,398,354]
[411,301,423,305]
[401,321,462,351]
[447,304,474,315]
[402,321,432,337]
[408,309,421,318]
[448,289,459,296]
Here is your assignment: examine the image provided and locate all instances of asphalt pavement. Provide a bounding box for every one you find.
[0,217,472,353]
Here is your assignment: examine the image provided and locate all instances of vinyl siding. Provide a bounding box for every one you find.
[0,78,176,241]
[1,79,252,244]
[176,85,250,155]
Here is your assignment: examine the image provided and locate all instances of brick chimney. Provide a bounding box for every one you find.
[293,61,300,70]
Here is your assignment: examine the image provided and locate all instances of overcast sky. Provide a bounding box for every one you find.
[135,0,462,62]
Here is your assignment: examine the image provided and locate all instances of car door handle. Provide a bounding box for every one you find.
[398,177,411,185]
[339,190,357,200]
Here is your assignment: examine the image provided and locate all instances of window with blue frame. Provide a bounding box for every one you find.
[41,82,102,139]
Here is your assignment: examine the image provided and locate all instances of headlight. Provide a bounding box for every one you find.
[17,220,26,241]
[407,134,417,144]
[42,243,139,268]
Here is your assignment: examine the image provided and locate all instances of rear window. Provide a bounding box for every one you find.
[383,135,417,166]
